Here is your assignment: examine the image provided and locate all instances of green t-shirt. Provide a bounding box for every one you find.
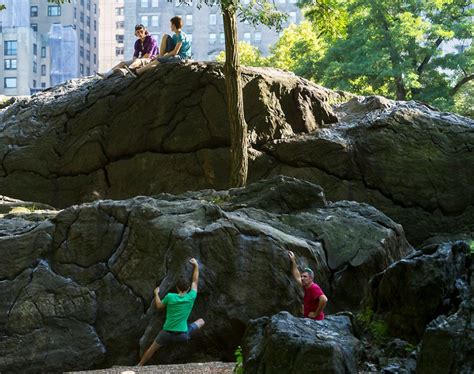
[162,289,197,332]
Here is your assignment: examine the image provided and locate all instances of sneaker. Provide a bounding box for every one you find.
[123,65,138,78]
[97,72,106,79]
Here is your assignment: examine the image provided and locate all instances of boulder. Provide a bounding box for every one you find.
[242,311,361,374]
[369,241,471,342]
[1,64,472,244]
[0,177,410,371]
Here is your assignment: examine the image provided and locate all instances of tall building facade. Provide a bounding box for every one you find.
[0,0,99,96]
[123,0,301,61]
[98,0,125,72]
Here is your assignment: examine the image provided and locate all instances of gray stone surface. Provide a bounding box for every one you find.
[242,311,361,374]
[370,241,471,343]
[0,177,410,372]
[1,64,472,244]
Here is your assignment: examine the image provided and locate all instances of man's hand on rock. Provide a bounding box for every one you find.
[189,258,199,267]
[288,251,296,263]
[154,286,160,295]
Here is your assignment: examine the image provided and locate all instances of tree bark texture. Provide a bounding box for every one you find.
[223,8,248,187]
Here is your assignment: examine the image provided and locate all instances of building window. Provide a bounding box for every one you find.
[41,46,46,58]
[152,0,159,6]
[86,50,90,61]
[86,0,91,11]
[80,64,84,74]
[31,23,38,32]
[33,61,37,73]
[220,32,225,44]
[41,64,46,76]
[87,16,90,27]
[93,54,97,64]
[94,37,97,48]
[74,7,77,19]
[115,7,124,16]
[4,41,17,56]
[41,82,46,88]
[80,46,84,57]
[254,31,262,42]
[151,15,159,27]
[209,14,216,25]
[48,5,61,16]
[209,33,216,44]
[140,15,149,27]
[94,20,97,31]
[4,77,17,89]
[86,33,90,44]
[4,59,17,70]
[33,43,38,55]
[115,47,124,56]
[87,67,90,75]
[116,21,124,29]
[80,12,84,23]
[93,4,97,14]
[33,80,37,88]
[80,30,84,40]
[244,32,251,42]
[116,34,124,43]
[30,6,38,17]
[141,0,149,7]
[185,14,193,26]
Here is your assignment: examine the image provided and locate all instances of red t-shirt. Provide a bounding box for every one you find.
[304,282,325,320]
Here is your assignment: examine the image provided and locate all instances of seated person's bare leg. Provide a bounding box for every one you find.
[193,318,205,330]
[137,60,159,75]
[159,34,170,57]
[138,341,161,367]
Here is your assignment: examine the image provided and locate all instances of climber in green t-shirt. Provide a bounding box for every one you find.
[138,258,205,366]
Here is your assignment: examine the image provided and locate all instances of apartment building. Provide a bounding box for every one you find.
[122,0,301,61]
[0,0,99,96]
[98,0,125,72]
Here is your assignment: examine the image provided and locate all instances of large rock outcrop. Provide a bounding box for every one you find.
[243,311,361,374]
[1,63,473,244]
[369,241,471,343]
[0,177,411,372]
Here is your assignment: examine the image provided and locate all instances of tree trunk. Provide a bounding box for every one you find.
[450,74,474,96]
[222,8,248,188]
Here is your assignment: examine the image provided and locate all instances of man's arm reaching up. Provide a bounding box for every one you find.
[154,287,165,310]
[189,258,199,292]
[288,251,302,287]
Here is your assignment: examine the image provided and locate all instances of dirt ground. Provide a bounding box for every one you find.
[67,362,237,374]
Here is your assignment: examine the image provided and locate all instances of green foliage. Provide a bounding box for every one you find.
[216,41,268,66]
[266,0,473,117]
[469,240,474,256]
[356,308,390,344]
[234,346,244,374]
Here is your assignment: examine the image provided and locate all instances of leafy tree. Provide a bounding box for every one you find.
[297,0,473,115]
[216,41,268,67]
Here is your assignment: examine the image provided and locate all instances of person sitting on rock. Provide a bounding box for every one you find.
[135,16,192,76]
[138,258,205,366]
[98,24,158,78]
[288,251,328,320]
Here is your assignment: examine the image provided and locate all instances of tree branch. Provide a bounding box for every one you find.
[417,37,443,75]
[450,74,474,96]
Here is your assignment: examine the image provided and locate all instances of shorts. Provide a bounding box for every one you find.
[155,322,199,346]
[124,58,151,67]
[156,35,184,64]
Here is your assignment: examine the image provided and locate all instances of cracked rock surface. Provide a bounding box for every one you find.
[4,63,471,244]
[0,177,411,372]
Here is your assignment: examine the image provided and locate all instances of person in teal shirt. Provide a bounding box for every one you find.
[138,258,205,366]
[136,16,192,76]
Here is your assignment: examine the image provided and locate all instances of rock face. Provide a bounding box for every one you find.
[369,241,471,343]
[0,64,472,244]
[242,311,361,374]
[0,177,411,372]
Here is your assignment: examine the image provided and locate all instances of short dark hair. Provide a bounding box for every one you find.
[303,267,314,279]
[170,16,183,29]
[135,24,145,31]
[176,275,190,292]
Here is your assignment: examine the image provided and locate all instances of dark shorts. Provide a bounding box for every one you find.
[155,322,198,346]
